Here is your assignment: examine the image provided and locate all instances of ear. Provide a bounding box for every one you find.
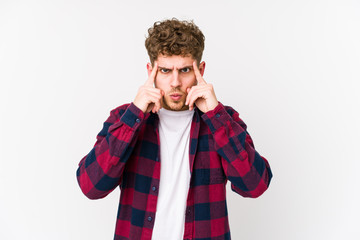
[146,62,152,76]
[199,61,206,76]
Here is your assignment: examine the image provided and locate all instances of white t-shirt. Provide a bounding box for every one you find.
[151,108,194,240]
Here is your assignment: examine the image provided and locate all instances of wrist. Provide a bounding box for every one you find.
[205,100,219,113]
[133,100,146,113]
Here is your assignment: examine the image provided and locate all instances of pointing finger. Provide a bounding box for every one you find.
[145,62,158,86]
[193,61,206,85]
[185,87,191,105]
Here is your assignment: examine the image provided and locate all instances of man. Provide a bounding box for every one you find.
[76,18,272,240]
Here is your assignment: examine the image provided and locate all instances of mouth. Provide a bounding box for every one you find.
[169,93,183,101]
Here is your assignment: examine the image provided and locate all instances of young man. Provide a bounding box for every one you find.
[76,19,272,240]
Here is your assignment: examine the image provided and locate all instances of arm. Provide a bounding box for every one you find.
[202,103,273,198]
[76,103,144,200]
[77,62,162,200]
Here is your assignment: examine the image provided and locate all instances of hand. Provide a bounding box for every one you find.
[185,61,219,112]
[133,62,164,113]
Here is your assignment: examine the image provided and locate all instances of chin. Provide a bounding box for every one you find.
[164,99,188,111]
[169,103,187,111]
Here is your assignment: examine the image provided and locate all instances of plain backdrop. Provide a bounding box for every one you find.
[1,0,359,239]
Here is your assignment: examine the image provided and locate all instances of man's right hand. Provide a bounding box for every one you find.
[133,62,164,113]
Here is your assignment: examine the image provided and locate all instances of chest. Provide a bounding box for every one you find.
[123,119,226,188]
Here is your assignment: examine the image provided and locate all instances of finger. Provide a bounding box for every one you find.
[186,87,198,110]
[150,91,163,113]
[146,91,162,104]
[144,86,162,95]
[147,102,154,113]
[185,86,198,105]
[153,105,158,113]
[193,61,206,85]
[148,96,161,113]
[187,90,198,110]
[185,87,193,105]
[153,98,161,112]
[157,91,164,112]
[152,105,158,113]
[159,90,164,110]
[188,91,204,111]
[152,98,162,113]
[145,62,158,86]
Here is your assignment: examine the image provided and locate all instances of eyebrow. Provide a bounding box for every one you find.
[158,65,193,70]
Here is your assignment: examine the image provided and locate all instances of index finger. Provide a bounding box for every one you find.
[193,61,206,84]
[145,62,158,86]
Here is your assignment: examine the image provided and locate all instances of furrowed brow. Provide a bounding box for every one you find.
[180,65,193,69]
[158,66,172,70]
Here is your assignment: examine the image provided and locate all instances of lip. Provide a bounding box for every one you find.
[170,93,182,101]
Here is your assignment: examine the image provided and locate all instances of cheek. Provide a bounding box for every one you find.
[154,77,167,89]
[183,76,197,87]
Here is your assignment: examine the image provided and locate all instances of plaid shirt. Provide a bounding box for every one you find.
[76,102,272,240]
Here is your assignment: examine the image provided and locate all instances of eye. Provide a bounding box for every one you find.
[180,67,191,73]
[160,68,170,73]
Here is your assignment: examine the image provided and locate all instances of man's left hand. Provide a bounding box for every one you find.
[185,61,219,112]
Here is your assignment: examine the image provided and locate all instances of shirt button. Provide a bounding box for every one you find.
[215,113,220,118]
[135,118,141,123]
[147,216,152,222]
[152,186,156,192]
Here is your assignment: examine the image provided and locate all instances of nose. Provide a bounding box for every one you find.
[170,71,181,88]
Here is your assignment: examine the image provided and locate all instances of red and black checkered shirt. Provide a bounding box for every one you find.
[76,102,272,240]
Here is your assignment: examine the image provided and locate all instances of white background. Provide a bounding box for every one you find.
[1,0,359,239]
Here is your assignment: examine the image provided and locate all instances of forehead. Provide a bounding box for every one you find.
[156,54,194,68]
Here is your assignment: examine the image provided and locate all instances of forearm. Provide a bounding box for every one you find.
[202,103,273,198]
[76,103,144,199]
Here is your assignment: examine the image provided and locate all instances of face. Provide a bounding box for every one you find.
[147,55,205,111]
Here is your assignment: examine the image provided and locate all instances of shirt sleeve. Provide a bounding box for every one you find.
[201,103,273,198]
[76,103,145,199]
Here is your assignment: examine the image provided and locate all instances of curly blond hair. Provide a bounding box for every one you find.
[145,18,205,64]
